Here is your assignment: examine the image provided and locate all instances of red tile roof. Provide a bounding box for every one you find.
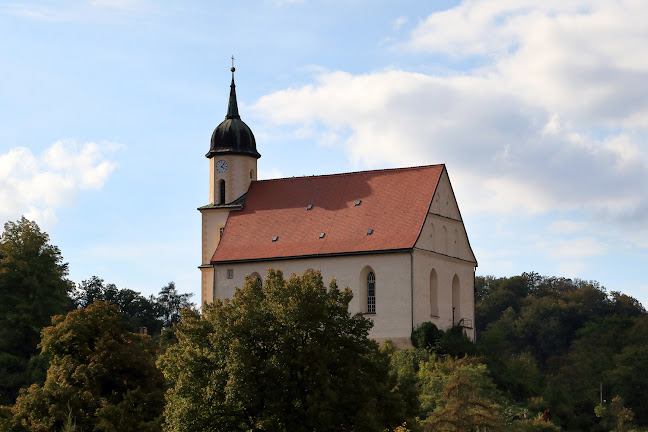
[211,165,444,263]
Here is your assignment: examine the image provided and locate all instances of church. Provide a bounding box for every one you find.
[199,67,478,346]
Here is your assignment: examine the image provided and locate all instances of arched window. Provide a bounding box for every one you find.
[367,272,376,313]
[249,272,262,287]
[250,169,254,179]
[219,180,226,204]
[430,269,438,317]
[452,274,460,325]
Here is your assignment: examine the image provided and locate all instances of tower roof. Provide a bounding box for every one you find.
[206,65,261,159]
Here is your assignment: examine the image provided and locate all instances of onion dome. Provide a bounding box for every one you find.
[206,66,261,159]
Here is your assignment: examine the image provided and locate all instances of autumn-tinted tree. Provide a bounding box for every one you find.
[9,301,165,432]
[159,269,412,432]
[418,356,503,432]
[0,217,73,404]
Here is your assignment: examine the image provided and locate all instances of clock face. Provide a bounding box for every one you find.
[216,159,228,173]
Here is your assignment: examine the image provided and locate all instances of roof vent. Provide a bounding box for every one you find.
[319,232,325,239]
[307,204,313,210]
[355,200,361,206]
[367,229,373,235]
[272,236,278,242]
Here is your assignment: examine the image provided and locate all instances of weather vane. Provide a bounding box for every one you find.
[231,55,235,73]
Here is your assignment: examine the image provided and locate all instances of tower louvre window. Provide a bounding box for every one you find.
[219,180,226,204]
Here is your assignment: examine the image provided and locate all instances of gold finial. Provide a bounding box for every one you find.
[231,55,235,73]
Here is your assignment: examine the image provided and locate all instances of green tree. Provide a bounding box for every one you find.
[0,217,73,404]
[159,269,412,432]
[595,396,639,432]
[156,281,194,328]
[72,276,163,335]
[9,301,165,432]
[418,356,503,432]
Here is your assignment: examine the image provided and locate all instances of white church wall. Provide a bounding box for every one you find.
[412,248,476,340]
[211,251,413,345]
[415,213,475,263]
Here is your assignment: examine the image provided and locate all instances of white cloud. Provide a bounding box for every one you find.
[0,140,120,227]
[393,16,408,31]
[536,236,605,260]
[2,0,156,22]
[252,69,648,221]
[549,220,587,234]
[251,0,648,225]
[406,0,648,129]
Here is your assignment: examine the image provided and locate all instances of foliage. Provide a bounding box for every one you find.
[72,275,162,334]
[159,269,413,432]
[72,277,194,336]
[595,396,639,432]
[9,301,165,432]
[0,217,73,405]
[509,415,562,432]
[418,356,503,432]
[411,323,476,357]
[156,281,194,328]
[475,272,647,430]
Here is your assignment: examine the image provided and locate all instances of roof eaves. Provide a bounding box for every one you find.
[197,193,247,210]
[210,247,413,265]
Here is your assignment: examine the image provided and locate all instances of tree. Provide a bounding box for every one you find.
[158,269,412,432]
[595,396,638,432]
[418,356,503,432]
[156,281,194,328]
[72,278,194,336]
[9,301,165,432]
[72,276,163,335]
[0,217,73,404]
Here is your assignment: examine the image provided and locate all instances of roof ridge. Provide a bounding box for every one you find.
[255,163,445,183]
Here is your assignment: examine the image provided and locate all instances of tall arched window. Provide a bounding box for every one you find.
[219,180,226,204]
[430,269,438,317]
[367,272,376,313]
[249,272,262,287]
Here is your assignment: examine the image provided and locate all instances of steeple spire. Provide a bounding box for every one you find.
[226,55,240,120]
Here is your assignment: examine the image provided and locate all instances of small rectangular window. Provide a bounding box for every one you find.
[272,235,278,242]
[227,269,233,279]
[367,229,373,235]
[319,232,325,238]
[307,204,313,210]
[355,200,362,206]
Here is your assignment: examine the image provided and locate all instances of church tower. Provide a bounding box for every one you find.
[198,63,261,302]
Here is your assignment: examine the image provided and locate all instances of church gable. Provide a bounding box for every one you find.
[415,168,477,264]
[210,165,444,263]
[429,168,461,220]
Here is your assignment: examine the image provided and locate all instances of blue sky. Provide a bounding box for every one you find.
[1,0,647,307]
